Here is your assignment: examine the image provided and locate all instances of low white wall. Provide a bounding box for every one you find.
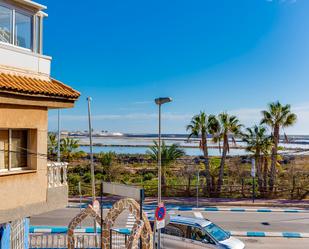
[0,43,51,75]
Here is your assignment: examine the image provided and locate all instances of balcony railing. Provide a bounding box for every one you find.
[47,162,68,188]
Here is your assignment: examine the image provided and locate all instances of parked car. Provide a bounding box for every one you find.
[148,214,245,249]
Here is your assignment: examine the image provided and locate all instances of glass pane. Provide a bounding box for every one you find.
[35,15,40,53]
[0,5,12,44]
[15,12,32,49]
[204,223,229,242]
[11,130,28,168]
[191,227,209,242]
[0,130,9,170]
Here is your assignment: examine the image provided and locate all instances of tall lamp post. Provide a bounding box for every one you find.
[154,97,172,249]
[87,97,96,233]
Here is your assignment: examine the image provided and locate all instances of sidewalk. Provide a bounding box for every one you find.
[70,196,309,209]
[145,197,309,209]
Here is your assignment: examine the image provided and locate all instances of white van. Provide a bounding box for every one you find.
[149,215,245,249]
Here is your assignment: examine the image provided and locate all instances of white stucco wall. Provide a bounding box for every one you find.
[0,43,51,75]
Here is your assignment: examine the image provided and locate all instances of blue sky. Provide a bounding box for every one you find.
[44,0,309,134]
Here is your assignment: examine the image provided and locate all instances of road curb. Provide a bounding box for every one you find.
[67,203,309,213]
[230,231,309,238]
[30,226,309,239]
[69,198,309,209]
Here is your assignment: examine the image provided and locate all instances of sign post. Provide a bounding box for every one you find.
[155,203,166,230]
[251,158,256,203]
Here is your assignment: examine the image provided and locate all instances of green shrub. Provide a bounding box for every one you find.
[98,152,116,166]
[143,172,155,181]
[82,172,92,183]
[67,174,81,186]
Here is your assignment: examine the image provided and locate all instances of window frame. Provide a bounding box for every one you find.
[14,9,33,50]
[0,128,30,172]
[0,1,41,53]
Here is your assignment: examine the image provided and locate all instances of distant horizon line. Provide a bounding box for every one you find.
[48,131,309,137]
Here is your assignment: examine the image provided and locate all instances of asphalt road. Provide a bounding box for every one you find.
[31,207,309,233]
[175,210,309,233]
[159,236,309,249]
[30,207,309,249]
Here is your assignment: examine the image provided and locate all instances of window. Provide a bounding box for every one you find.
[163,224,185,237]
[0,3,42,52]
[0,5,12,44]
[0,130,9,170]
[11,130,28,168]
[203,223,230,242]
[0,129,28,171]
[191,227,214,244]
[15,11,32,49]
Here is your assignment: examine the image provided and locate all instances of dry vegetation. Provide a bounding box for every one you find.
[67,153,309,200]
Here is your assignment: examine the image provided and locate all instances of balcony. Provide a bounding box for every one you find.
[0,43,51,75]
[47,162,68,188]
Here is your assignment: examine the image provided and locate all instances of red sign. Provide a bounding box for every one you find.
[155,203,166,221]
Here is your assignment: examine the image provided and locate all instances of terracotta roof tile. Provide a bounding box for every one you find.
[0,72,80,100]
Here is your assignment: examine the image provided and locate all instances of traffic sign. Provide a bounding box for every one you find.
[155,203,166,221]
[156,219,165,229]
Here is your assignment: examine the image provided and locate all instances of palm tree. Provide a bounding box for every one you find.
[186,112,218,195]
[60,137,80,161]
[242,125,272,194]
[213,112,242,194]
[261,101,297,192]
[147,141,185,194]
[48,133,58,160]
[261,136,273,194]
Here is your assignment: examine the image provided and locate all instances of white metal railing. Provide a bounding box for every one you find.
[47,162,68,188]
[29,233,100,249]
[10,219,25,249]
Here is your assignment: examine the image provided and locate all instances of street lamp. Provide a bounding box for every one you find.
[87,97,95,202]
[154,97,172,249]
[87,97,97,234]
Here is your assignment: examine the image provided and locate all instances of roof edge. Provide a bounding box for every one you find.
[13,0,47,10]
